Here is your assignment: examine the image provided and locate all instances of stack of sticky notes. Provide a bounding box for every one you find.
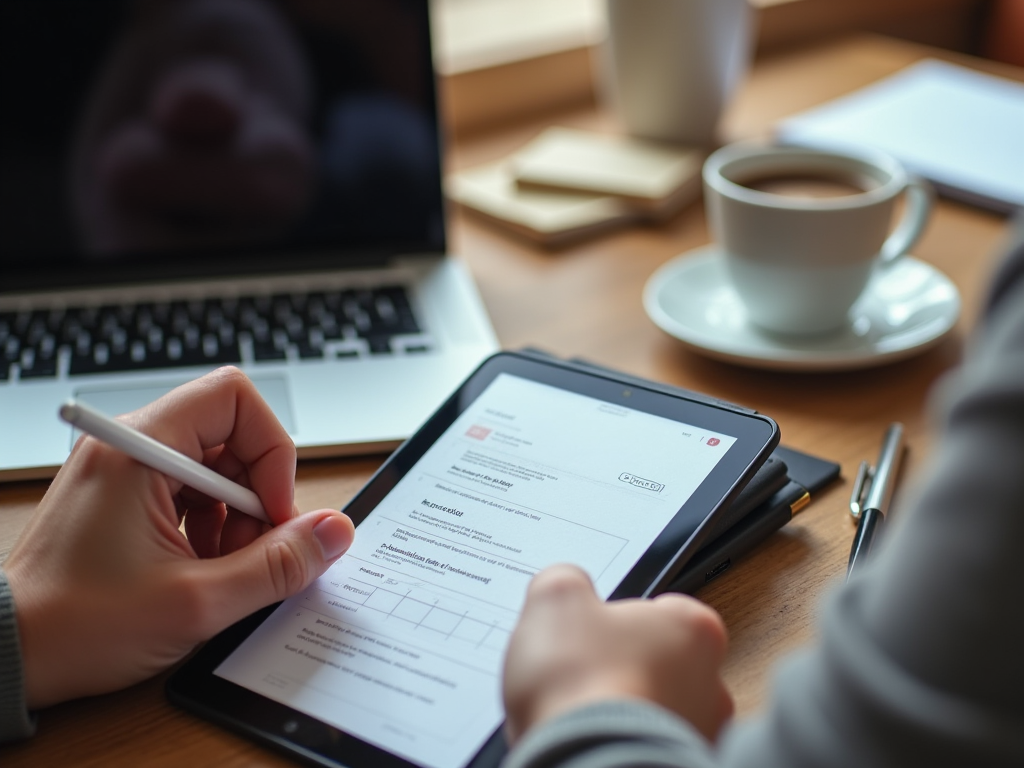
[447,127,705,246]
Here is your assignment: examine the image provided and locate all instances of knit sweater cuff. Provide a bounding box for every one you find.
[0,568,35,743]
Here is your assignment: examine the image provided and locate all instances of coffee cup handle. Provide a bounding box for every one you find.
[879,177,935,266]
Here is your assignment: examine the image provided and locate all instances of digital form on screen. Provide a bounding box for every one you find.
[215,373,736,768]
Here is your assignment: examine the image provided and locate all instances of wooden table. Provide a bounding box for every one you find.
[1,34,1017,767]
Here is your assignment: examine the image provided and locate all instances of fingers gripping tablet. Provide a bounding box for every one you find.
[167,351,779,768]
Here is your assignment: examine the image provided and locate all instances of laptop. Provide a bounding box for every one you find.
[0,0,498,481]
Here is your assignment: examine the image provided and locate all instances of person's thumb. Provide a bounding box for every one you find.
[524,564,597,609]
[186,510,355,638]
[513,565,597,638]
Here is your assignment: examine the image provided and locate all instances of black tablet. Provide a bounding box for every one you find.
[167,351,779,768]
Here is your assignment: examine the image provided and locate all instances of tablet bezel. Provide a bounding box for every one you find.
[167,351,779,768]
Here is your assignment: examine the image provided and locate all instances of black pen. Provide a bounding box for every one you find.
[847,422,906,579]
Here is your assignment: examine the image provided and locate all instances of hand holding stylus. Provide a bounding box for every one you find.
[3,367,354,709]
[59,397,271,524]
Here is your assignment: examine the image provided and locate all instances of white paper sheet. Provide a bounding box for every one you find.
[777,59,1024,213]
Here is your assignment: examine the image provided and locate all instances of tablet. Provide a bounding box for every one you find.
[167,351,779,768]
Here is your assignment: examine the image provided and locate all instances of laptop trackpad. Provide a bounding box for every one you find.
[72,375,296,448]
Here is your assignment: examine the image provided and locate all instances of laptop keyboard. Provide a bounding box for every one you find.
[0,286,428,381]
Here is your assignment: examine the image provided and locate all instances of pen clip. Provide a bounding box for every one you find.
[849,460,874,520]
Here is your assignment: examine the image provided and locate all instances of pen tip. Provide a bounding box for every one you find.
[58,401,79,424]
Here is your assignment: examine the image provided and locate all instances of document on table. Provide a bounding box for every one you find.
[216,373,736,768]
[777,59,1024,213]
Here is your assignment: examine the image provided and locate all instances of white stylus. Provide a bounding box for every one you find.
[59,399,271,524]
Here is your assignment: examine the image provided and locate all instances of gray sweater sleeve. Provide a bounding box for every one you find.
[0,567,35,743]
[504,226,1024,768]
[502,700,717,768]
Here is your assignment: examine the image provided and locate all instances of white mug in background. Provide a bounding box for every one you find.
[602,0,753,146]
[703,144,934,335]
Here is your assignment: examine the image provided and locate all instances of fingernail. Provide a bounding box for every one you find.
[313,515,352,561]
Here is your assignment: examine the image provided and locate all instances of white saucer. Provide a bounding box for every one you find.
[643,246,961,371]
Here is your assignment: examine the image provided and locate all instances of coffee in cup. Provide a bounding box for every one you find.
[738,172,878,199]
[703,144,933,335]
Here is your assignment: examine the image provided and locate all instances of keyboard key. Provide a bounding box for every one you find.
[78,307,100,329]
[0,332,16,380]
[14,311,32,335]
[109,327,128,353]
[147,326,164,351]
[61,317,84,345]
[4,337,20,359]
[253,340,287,361]
[130,340,146,363]
[201,334,218,358]
[183,325,201,350]
[151,302,172,324]
[217,323,235,346]
[250,318,270,342]
[297,341,324,359]
[0,312,14,342]
[366,336,393,355]
[238,302,260,330]
[38,334,56,358]
[296,328,325,359]
[24,314,48,346]
[135,308,154,335]
[46,308,66,332]
[69,334,240,374]
[166,337,183,361]
[74,332,92,357]
[15,284,422,377]
[19,346,58,379]
[20,359,58,378]
[352,311,371,333]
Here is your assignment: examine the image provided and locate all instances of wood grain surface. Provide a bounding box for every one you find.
[1,34,1017,767]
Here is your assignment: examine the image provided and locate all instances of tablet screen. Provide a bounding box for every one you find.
[214,372,738,768]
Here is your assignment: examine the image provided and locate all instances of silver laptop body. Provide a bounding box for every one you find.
[0,0,497,480]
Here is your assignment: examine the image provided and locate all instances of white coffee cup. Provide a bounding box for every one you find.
[603,0,752,146]
[703,143,934,335]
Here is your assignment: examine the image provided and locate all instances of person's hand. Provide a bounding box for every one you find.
[3,367,355,709]
[503,565,733,745]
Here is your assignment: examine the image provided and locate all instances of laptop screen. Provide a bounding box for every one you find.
[1,0,446,292]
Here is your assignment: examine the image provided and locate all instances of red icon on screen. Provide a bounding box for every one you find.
[466,425,492,440]
[707,437,721,446]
